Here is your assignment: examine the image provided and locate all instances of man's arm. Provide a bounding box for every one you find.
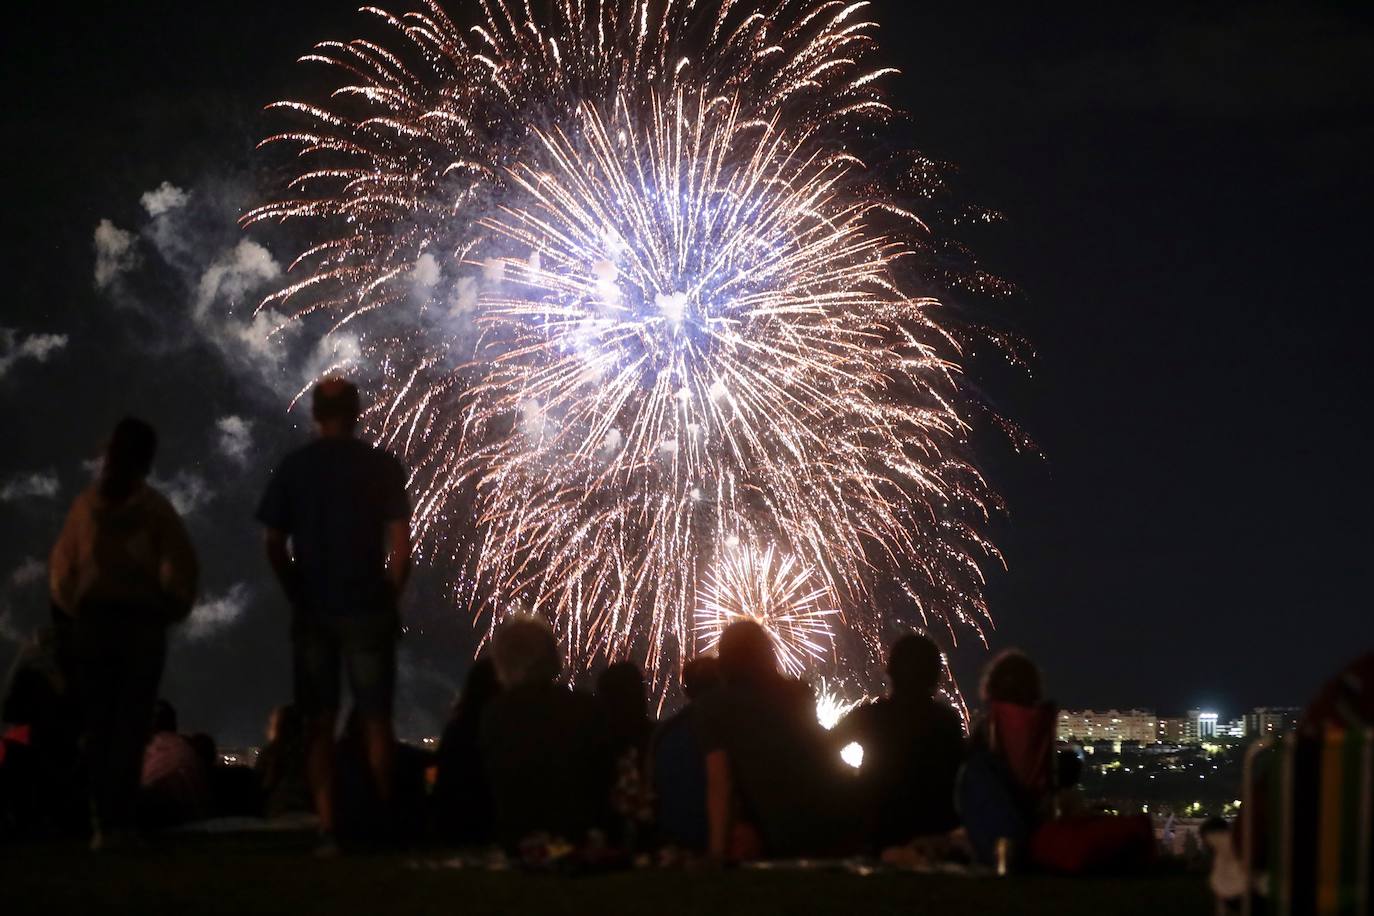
[263,528,300,606]
[385,519,410,595]
[382,454,412,597]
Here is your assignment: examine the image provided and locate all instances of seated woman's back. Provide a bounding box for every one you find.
[479,682,611,849]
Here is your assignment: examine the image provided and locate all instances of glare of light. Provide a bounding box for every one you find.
[841,742,864,769]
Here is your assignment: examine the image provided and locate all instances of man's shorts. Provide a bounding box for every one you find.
[292,612,398,719]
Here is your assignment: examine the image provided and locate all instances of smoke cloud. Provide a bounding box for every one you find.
[193,239,282,320]
[149,470,214,516]
[9,557,45,588]
[91,180,308,401]
[411,253,441,298]
[216,416,253,465]
[93,220,136,289]
[184,582,251,641]
[0,471,60,502]
[0,329,68,379]
[140,181,191,218]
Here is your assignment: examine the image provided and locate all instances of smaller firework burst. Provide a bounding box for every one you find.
[695,543,838,679]
[814,677,869,731]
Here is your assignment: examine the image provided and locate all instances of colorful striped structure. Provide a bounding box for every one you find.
[1242,728,1374,915]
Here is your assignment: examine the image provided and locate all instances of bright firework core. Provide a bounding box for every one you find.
[249,0,1011,697]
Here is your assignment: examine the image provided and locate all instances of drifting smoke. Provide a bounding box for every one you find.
[9,558,45,588]
[184,582,251,641]
[0,471,60,502]
[410,253,442,299]
[0,608,22,646]
[140,181,191,218]
[89,179,336,400]
[216,416,253,465]
[193,239,281,320]
[149,470,214,516]
[93,219,136,289]
[0,329,68,379]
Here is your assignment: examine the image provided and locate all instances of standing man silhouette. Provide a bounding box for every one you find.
[257,378,410,855]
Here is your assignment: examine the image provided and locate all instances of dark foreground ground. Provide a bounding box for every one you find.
[0,833,1213,916]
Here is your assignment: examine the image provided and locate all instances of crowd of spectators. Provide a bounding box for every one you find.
[0,381,1187,871]
[3,601,1162,872]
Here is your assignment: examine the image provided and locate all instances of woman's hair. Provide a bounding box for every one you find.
[717,620,778,684]
[887,632,944,696]
[100,416,157,502]
[980,648,1043,706]
[267,704,303,744]
[454,657,501,720]
[490,615,561,688]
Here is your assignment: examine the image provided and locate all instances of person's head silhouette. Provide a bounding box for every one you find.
[490,615,561,688]
[718,619,777,685]
[101,416,156,501]
[682,655,722,700]
[887,633,944,699]
[979,649,1042,707]
[312,377,361,437]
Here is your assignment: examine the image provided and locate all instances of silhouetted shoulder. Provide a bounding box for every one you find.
[275,440,318,471]
[932,701,965,732]
[67,483,99,515]
[373,443,408,475]
[139,484,182,522]
[836,697,883,732]
[687,683,729,720]
[260,443,309,492]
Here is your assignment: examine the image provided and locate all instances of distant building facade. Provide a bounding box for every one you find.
[1221,718,1247,738]
[1187,709,1219,741]
[1157,717,1188,743]
[1058,709,1158,744]
[1061,706,1296,745]
[1245,707,1301,738]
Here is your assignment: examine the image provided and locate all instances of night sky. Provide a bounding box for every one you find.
[2,2,1371,745]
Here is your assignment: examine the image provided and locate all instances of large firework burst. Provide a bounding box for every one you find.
[247,0,1011,694]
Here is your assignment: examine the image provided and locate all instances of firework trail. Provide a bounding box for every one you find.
[247,0,1014,695]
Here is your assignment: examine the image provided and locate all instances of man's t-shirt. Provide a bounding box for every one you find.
[833,695,965,846]
[256,437,409,618]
